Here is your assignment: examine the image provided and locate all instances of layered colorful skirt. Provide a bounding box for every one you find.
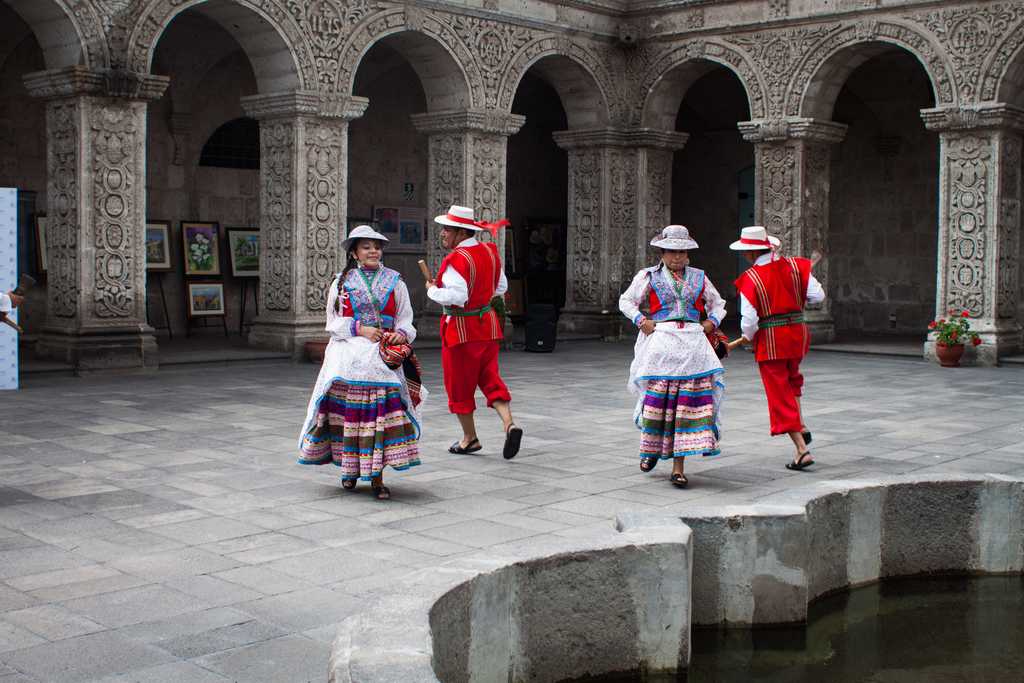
[638,374,722,459]
[299,381,420,481]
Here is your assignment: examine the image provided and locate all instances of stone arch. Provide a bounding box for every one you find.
[498,37,613,127]
[640,40,766,127]
[127,0,310,92]
[337,8,478,110]
[984,17,1024,106]
[1,0,98,69]
[792,21,953,119]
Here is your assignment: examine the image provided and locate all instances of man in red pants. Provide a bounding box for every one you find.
[425,204,523,459]
[731,226,825,471]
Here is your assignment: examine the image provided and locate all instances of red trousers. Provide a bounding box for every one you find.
[441,340,511,414]
[757,358,804,435]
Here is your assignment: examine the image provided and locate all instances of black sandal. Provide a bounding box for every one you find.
[341,479,357,491]
[786,451,815,471]
[670,472,688,488]
[802,430,813,445]
[372,485,391,500]
[448,437,482,454]
[503,425,523,460]
[640,457,659,472]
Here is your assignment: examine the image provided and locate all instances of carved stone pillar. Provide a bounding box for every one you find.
[740,117,847,343]
[25,66,169,373]
[551,128,688,336]
[921,105,1024,365]
[410,110,525,271]
[241,92,368,355]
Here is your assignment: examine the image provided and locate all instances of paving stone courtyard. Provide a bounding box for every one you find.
[1,342,1023,682]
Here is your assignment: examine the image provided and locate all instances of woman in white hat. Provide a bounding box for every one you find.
[298,225,425,500]
[618,225,727,488]
[730,226,824,471]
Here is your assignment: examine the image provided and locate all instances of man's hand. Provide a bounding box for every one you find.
[424,279,435,291]
[359,324,382,342]
[701,320,715,335]
[7,293,24,309]
[639,319,656,336]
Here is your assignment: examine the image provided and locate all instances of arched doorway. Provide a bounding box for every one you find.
[825,46,938,343]
[144,0,301,357]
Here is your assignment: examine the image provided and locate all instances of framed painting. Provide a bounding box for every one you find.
[34,215,47,274]
[372,206,400,235]
[391,207,426,253]
[181,221,221,276]
[187,282,225,317]
[145,220,172,271]
[226,228,259,277]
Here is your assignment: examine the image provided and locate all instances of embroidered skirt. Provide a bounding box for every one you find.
[299,381,420,481]
[638,375,722,459]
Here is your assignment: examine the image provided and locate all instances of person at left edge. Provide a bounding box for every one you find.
[297,225,425,500]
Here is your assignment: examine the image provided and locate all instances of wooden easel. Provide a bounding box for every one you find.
[238,277,259,335]
[147,271,173,339]
[186,313,229,338]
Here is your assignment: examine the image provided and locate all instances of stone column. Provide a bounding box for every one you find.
[921,105,1023,365]
[739,117,847,343]
[551,128,688,336]
[24,66,168,373]
[410,110,524,337]
[410,110,525,272]
[241,91,368,355]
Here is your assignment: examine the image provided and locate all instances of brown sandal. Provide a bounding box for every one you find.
[372,485,391,500]
[670,472,688,488]
[341,479,357,491]
[640,457,659,472]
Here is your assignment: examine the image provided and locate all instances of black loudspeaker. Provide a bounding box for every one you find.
[525,304,557,353]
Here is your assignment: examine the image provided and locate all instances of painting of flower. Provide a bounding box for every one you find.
[182,222,220,276]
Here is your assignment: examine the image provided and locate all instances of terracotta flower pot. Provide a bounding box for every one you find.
[305,339,328,363]
[935,342,965,367]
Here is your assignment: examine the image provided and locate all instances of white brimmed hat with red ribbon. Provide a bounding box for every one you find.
[729,225,782,251]
[434,205,510,237]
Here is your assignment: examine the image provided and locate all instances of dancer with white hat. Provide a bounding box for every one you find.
[729,226,825,471]
[618,225,727,488]
[425,205,523,459]
[298,225,425,500]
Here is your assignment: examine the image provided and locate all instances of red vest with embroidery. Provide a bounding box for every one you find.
[735,257,812,362]
[437,241,503,346]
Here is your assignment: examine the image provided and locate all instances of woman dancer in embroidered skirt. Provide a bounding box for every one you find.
[618,225,726,488]
[298,225,425,500]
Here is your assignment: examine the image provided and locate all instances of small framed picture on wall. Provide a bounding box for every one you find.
[372,206,400,235]
[391,207,426,253]
[145,220,172,271]
[187,282,226,317]
[181,221,221,276]
[226,228,259,277]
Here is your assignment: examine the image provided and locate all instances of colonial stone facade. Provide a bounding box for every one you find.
[1,0,1023,369]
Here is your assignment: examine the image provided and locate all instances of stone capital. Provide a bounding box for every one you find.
[240,91,321,119]
[552,127,689,151]
[921,104,1024,133]
[410,109,525,136]
[24,66,169,101]
[738,117,847,144]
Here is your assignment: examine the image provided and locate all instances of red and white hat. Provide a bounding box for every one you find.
[729,225,781,251]
[434,205,510,237]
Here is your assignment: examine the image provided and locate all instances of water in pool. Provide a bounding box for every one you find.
[572,576,1024,682]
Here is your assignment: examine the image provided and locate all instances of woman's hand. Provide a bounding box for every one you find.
[701,320,715,335]
[639,319,656,336]
[359,324,382,342]
[382,331,406,345]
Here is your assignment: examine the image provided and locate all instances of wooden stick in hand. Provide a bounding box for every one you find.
[0,313,22,334]
[417,259,433,283]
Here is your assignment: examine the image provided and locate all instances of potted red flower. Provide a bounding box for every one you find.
[928,310,981,367]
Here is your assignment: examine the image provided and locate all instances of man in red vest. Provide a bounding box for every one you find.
[425,205,523,459]
[731,226,825,471]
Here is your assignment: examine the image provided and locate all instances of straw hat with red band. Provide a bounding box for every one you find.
[434,205,510,238]
[729,225,782,251]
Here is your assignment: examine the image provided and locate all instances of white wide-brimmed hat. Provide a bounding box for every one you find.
[434,205,484,230]
[343,224,389,251]
[650,225,699,251]
[729,225,781,251]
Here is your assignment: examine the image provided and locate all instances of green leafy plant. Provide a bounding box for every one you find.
[929,309,981,347]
